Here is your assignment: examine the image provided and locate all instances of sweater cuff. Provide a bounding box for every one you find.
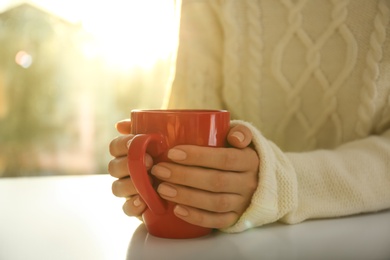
[221,120,298,233]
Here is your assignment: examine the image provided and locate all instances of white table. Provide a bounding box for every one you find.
[0,174,389,260]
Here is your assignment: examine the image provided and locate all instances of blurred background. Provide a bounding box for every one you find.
[0,0,178,177]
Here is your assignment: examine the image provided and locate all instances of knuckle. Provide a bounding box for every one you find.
[244,173,258,193]
[214,194,231,212]
[111,180,120,196]
[108,158,125,178]
[211,172,229,192]
[192,210,206,225]
[107,160,116,176]
[221,149,238,170]
[246,151,260,193]
[247,178,258,193]
[112,179,129,197]
[108,139,117,156]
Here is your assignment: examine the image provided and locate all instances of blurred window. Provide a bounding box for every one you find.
[0,1,176,177]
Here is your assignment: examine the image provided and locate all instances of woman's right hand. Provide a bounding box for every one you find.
[108,119,151,217]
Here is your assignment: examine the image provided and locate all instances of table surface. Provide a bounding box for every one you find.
[0,174,389,260]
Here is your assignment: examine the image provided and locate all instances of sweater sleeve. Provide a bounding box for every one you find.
[223,120,390,233]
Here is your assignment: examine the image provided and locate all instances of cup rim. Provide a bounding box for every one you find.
[131,109,229,114]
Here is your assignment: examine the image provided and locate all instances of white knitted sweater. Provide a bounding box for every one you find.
[164,0,390,233]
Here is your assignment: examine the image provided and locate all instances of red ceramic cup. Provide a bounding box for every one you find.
[127,109,230,239]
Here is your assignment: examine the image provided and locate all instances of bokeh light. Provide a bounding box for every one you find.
[15,50,33,68]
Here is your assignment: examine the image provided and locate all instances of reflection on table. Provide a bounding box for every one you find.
[0,174,389,260]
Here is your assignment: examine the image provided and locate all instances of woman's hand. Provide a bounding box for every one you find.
[108,119,152,217]
[152,124,259,229]
[109,121,259,229]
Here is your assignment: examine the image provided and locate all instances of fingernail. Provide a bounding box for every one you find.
[231,131,245,142]
[158,184,177,197]
[133,197,142,207]
[174,205,189,217]
[168,149,187,160]
[151,165,171,178]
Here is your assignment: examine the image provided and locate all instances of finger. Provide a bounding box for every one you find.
[227,124,253,149]
[157,182,248,214]
[123,195,147,217]
[112,177,138,197]
[109,134,134,157]
[108,157,129,178]
[173,205,239,229]
[115,119,132,134]
[167,146,259,172]
[109,154,153,178]
[151,163,256,194]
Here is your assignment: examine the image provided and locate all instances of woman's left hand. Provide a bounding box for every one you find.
[151,124,259,229]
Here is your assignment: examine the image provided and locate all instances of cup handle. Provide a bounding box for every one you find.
[127,133,167,215]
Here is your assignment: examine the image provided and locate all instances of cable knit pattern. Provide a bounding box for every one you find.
[241,0,263,127]
[272,0,311,147]
[356,0,390,137]
[220,0,244,118]
[272,0,357,149]
[166,0,390,232]
[306,0,357,144]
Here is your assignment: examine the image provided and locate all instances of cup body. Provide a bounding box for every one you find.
[128,109,230,239]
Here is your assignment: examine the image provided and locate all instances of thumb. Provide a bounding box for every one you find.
[227,124,253,148]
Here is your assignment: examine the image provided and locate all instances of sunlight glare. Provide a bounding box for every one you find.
[81,0,177,69]
[15,0,177,69]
